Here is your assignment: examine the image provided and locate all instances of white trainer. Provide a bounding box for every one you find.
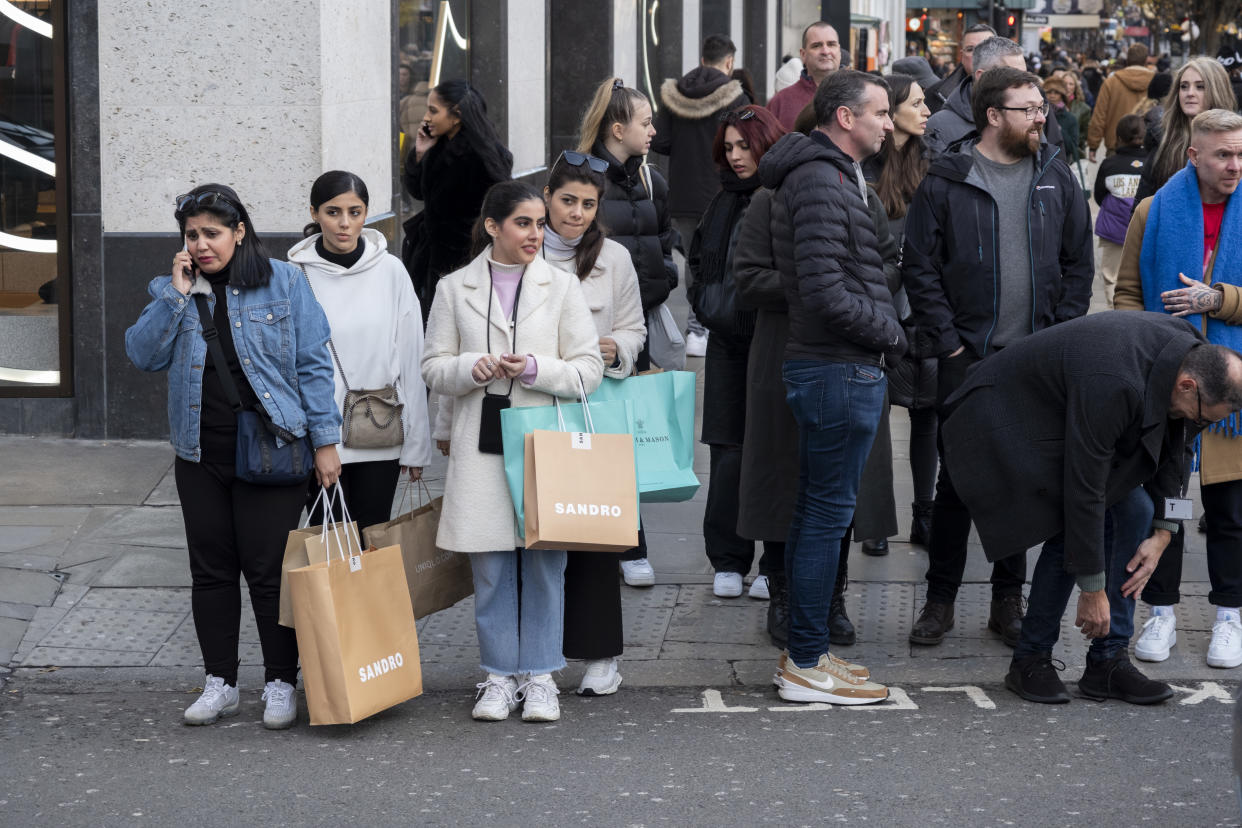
[472,674,520,721]
[1207,618,1242,668]
[685,331,708,358]
[577,658,622,696]
[261,679,297,730]
[713,571,743,598]
[748,575,770,600]
[621,558,656,587]
[1134,613,1177,662]
[183,675,240,726]
[519,673,561,722]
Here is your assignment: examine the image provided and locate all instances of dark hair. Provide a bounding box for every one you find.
[876,74,929,220]
[1116,113,1145,147]
[1183,344,1242,409]
[577,78,651,155]
[303,170,370,237]
[732,67,758,104]
[469,180,545,259]
[711,105,786,169]
[801,21,837,49]
[1147,70,1173,101]
[702,34,736,65]
[971,67,1043,133]
[174,183,272,288]
[432,79,514,183]
[813,69,888,129]
[545,157,607,279]
[965,22,997,36]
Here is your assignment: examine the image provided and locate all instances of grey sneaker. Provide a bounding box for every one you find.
[184,675,240,726]
[261,679,297,730]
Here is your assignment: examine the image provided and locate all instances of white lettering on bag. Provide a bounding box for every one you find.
[553,502,623,517]
[357,651,405,683]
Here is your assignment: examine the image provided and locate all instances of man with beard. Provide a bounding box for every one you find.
[901,66,1095,650]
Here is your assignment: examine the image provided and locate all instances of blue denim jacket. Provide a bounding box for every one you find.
[125,258,341,462]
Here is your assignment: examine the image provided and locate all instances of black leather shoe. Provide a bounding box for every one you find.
[1078,652,1174,705]
[828,591,856,645]
[909,600,955,645]
[861,538,889,557]
[767,574,789,648]
[1005,653,1070,704]
[909,501,933,547]
[988,594,1026,648]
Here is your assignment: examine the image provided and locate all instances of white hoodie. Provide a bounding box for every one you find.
[288,228,433,469]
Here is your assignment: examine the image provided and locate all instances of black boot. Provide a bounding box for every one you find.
[1005,653,1070,704]
[861,538,889,556]
[910,500,934,547]
[828,546,856,646]
[1078,652,1174,705]
[766,573,789,648]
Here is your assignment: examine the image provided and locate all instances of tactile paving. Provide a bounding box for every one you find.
[77,587,189,612]
[34,606,184,652]
[21,646,153,667]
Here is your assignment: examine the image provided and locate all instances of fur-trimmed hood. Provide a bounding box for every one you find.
[660,71,744,120]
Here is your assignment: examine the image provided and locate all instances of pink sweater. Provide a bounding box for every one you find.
[489,260,538,383]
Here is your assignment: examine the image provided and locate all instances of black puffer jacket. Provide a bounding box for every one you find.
[592,142,679,312]
[758,131,906,365]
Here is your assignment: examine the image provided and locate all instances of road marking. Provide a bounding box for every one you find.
[765,686,918,712]
[920,685,997,710]
[669,689,759,713]
[1170,681,1236,705]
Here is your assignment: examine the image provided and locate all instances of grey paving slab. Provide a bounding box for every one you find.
[418,598,477,646]
[660,641,773,661]
[610,657,734,687]
[641,499,705,535]
[21,647,154,667]
[620,583,678,609]
[664,603,767,644]
[78,506,187,550]
[0,437,173,506]
[0,550,62,571]
[77,587,189,611]
[645,531,711,578]
[0,524,74,555]
[0,567,61,606]
[417,643,481,664]
[0,601,35,621]
[12,604,70,663]
[34,607,184,653]
[0,506,93,527]
[142,467,179,506]
[0,615,26,663]
[94,545,191,587]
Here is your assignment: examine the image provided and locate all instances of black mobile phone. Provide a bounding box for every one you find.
[420,123,432,138]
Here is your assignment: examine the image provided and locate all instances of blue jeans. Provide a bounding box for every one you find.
[1013,487,1153,662]
[471,548,567,676]
[782,360,887,668]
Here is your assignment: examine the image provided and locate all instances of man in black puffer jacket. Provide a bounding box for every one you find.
[763,70,906,707]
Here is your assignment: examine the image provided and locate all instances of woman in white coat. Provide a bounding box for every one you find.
[540,151,645,696]
[290,171,433,530]
[422,180,604,723]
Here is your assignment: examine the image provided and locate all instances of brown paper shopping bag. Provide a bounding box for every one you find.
[288,543,423,725]
[524,429,639,552]
[363,483,474,620]
[278,519,360,628]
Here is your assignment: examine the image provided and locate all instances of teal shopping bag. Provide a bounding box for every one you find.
[500,398,634,538]
[589,371,700,502]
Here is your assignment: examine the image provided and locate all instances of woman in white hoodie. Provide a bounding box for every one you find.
[290,171,433,530]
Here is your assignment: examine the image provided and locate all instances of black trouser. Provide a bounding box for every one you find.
[306,459,401,534]
[925,352,1026,603]
[908,406,939,503]
[1143,477,1242,608]
[705,444,779,576]
[563,551,623,659]
[175,457,305,686]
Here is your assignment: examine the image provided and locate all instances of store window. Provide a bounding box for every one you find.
[0,0,63,393]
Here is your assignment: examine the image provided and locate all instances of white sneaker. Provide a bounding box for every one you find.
[472,673,520,721]
[685,331,708,358]
[621,558,656,587]
[1207,618,1242,668]
[1134,613,1177,662]
[713,571,743,598]
[518,673,561,722]
[748,575,770,600]
[577,658,622,696]
[261,679,297,730]
[183,675,240,726]
[775,653,888,705]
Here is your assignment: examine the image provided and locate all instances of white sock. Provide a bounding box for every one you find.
[1217,608,1241,624]
[1150,605,1175,617]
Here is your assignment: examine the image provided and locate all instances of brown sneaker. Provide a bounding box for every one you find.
[775,653,888,705]
[776,649,869,681]
[909,600,955,645]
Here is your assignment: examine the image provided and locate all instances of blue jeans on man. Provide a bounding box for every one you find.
[782,360,887,668]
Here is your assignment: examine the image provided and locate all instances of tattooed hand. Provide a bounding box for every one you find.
[1161,272,1223,317]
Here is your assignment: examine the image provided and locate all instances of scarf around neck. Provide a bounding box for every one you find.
[696,169,761,291]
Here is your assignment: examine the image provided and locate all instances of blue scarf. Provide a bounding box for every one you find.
[1140,161,1242,438]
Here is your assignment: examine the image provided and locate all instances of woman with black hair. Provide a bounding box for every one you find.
[125,184,341,730]
[404,79,513,323]
[540,150,646,696]
[289,171,433,531]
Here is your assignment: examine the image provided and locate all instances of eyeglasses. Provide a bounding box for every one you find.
[719,108,757,124]
[1193,385,1212,428]
[175,191,238,214]
[995,102,1050,121]
[557,150,609,173]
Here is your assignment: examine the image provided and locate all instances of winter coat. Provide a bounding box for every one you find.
[651,66,748,218]
[289,229,433,469]
[1092,144,1146,245]
[1142,104,1165,151]
[901,141,1094,359]
[421,251,604,552]
[758,130,905,366]
[1086,65,1154,152]
[924,63,966,116]
[766,71,816,131]
[591,141,679,313]
[925,77,1067,161]
[1052,106,1080,163]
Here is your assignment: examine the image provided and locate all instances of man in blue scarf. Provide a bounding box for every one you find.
[1115,108,1242,671]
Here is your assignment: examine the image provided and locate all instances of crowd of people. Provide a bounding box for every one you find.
[123,21,1242,728]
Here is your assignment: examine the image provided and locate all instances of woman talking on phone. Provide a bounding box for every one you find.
[125,184,340,730]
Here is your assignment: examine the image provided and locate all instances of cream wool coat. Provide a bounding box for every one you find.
[422,250,605,552]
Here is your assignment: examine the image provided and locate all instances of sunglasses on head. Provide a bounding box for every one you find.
[175,191,238,214]
[557,150,609,173]
[719,108,757,124]
[612,78,626,90]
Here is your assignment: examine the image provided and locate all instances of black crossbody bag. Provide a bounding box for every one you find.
[193,293,315,485]
[477,276,523,455]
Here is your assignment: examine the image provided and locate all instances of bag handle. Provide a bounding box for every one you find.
[301,485,329,529]
[320,483,363,561]
[552,371,596,434]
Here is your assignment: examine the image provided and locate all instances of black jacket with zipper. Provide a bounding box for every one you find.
[900,141,1094,359]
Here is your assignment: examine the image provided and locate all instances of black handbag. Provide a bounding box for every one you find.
[887,320,938,410]
[477,274,522,455]
[194,293,315,485]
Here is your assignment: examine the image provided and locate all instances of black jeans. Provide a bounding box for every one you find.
[175,457,306,686]
[563,551,623,659]
[306,459,401,534]
[705,444,780,576]
[908,406,939,503]
[925,352,1026,603]
[1143,477,1242,608]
